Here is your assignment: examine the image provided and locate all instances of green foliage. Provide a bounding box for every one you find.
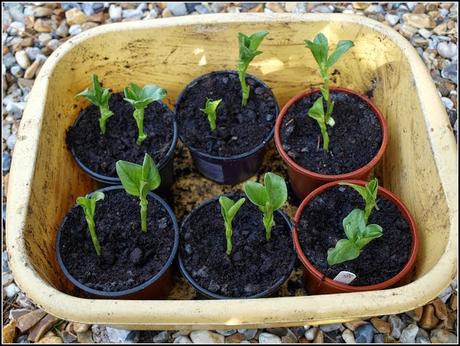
[237,31,268,106]
[76,74,114,135]
[327,179,383,266]
[219,196,246,255]
[76,191,105,256]
[115,153,161,232]
[307,96,330,151]
[340,178,380,223]
[123,83,167,145]
[327,209,383,266]
[200,98,222,131]
[304,33,354,151]
[243,172,287,240]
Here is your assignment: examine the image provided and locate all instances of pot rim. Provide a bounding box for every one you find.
[68,100,178,184]
[178,192,296,299]
[274,87,388,180]
[292,179,419,292]
[55,185,180,297]
[174,70,280,162]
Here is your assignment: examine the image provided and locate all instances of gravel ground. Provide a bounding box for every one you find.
[2,2,458,344]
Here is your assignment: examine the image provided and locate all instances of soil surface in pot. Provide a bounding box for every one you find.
[59,189,175,292]
[280,90,382,175]
[66,92,175,178]
[180,194,295,297]
[297,185,412,286]
[175,71,278,157]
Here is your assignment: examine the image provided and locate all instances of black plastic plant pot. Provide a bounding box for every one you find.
[175,71,280,185]
[67,97,178,194]
[178,193,296,299]
[56,186,179,300]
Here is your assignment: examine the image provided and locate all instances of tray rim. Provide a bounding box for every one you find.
[6,13,458,328]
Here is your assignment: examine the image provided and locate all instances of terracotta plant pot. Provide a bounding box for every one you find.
[175,70,279,184]
[274,87,388,200]
[292,180,419,294]
[56,186,179,299]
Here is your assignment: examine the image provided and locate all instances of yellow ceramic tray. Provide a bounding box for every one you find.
[6,13,457,330]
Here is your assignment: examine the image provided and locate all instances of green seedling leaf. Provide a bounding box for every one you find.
[307,96,330,151]
[76,191,104,256]
[305,33,354,149]
[200,98,222,131]
[327,239,360,266]
[219,196,246,255]
[123,83,167,145]
[116,153,161,232]
[327,209,383,266]
[243,172,287,240]
[340,178,380,222]
[76,74,114,135]
[237,31,268,106]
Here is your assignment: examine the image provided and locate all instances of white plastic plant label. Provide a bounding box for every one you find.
[333,271,357,284]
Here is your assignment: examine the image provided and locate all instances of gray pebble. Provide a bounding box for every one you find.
[441,63,457,84]
[238,329,257,340]
[152,331,171,343]
[3,53,16,69]
[69,24,82,36]
[109,5,122,20]
[167,3,188,16]
[400,324,419,344]
[389,315,404,339]
[81,3,95,16]
[195,5,210,14]
[10,65,23,78]
[385,13,400,26]
[25,47,41,61]
[6,134,17,150]
[354,323,374,343]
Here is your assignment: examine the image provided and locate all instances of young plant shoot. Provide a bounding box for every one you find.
[219,196,246,255]
[116,153,161,232]
[237,31,268,107]
[305,33,354,151]
[340,178,379,223]
[243,172,287,240]
[200,98,222,131]
[327,179,383,266]
[123,83,167,145]
[76,74,113,135]
[76,191,105,256]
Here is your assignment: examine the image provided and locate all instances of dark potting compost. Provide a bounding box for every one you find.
[59,189,175,292]
[180,195,295,297]
[280,90,383,175]
[67,92,174,177]
[298,185,412,286]
[175,71,278,157]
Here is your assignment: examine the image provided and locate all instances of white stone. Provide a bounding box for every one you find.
[190,330,224,343]
[167,3,188,16]
[342,329,356,343]
[174,336,192,343]
[442,97,454,110]
[400,324,419,343]
[305,327,318,340]
[109,5,122,20]
[4,283,20,297]
[437,42,458,58]
[258,332,281,344]
[105,327,131,343]
[15,51,30,69]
